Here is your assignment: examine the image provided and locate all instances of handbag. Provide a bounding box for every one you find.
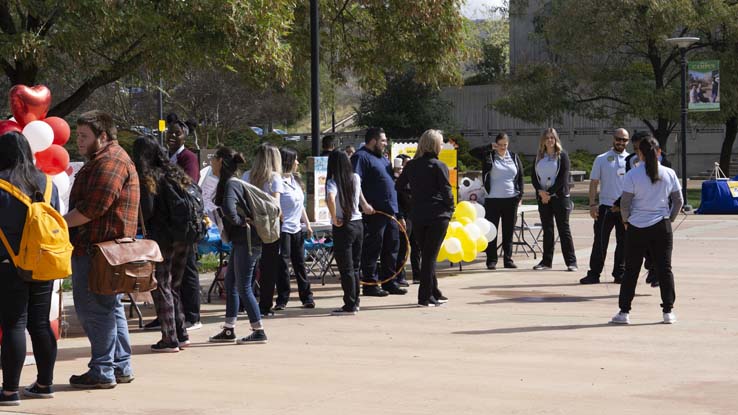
[88,208,163,295]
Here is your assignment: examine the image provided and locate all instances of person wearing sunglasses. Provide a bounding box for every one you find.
[580,128,630,285]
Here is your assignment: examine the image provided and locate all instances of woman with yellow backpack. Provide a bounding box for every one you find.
[0,131,68,406]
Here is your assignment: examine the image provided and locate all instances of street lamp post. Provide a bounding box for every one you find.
[665,36,699,207]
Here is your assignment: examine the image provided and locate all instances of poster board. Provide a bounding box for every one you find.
[688,60,720,112]
[306,157,330,222]
[391,142,458,203]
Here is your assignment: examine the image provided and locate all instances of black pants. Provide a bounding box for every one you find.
[152,242,188,345]
[414,219,449,303]
[396,218,421,282]
[361,214,399,290]
[258,240,281,314]
[0,263,57,391]
[538,196,577,267]
[276,231,313,306]
[333,220,363,310]
[180,244,201,324]
[484,197,518,265]
[586,204,626,279]
[619,219,675,313]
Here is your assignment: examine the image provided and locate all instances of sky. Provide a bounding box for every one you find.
[461,0,505,19]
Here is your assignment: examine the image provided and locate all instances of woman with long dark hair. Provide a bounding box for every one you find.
[531,128,577,271]
[0,132,60,405]
[208,146,267,343]
[274,147,314,309]
[611,136,683,325]
[132,137,191,352]
[326,150,374,315]
[396,130,454,307]
[243,144,283,316]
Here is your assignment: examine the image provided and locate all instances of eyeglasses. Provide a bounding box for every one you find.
[614,137,629,142]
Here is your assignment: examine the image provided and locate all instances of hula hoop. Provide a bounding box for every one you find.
[358,210,410,286]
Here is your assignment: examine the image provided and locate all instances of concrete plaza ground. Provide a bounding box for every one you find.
[2,212,737,415]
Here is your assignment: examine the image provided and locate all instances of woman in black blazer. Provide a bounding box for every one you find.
[531,128,578,271]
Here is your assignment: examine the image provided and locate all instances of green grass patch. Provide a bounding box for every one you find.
[198,253,221,273]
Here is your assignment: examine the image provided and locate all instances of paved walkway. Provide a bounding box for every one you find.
[2,213,737,415]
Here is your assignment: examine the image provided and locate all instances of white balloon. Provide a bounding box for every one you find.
[473,217,491,236]
[464,223,482,240]
[473,202,485,219]
[52,172,70,196]
[485,222,497,241]
[444,237,462,254]
[23,120,54,153]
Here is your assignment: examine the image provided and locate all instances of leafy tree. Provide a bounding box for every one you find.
[465,16,510,85]
[355,71,456,140]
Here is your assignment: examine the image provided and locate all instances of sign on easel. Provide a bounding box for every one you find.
[306,157,330,222]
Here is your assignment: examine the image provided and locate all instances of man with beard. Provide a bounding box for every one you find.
[580,128,630,285]
[350,128,407,296]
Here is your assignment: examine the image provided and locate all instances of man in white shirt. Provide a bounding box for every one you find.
[580,128,630,284]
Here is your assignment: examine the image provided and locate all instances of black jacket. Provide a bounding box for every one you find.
[395,153,454,224]
[531,151,571,200]
[470,145,524,199]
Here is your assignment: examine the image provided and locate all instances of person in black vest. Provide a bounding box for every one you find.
[531,128,577,271]
[470,133,524,270]
[0,132,60,405]
[396,130,454,306]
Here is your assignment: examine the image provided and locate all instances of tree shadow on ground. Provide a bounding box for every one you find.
[453,322,664,335]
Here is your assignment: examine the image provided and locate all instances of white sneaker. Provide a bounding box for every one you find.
[663,312,677,324]
[185,321,203,331]
[609,311,630,324]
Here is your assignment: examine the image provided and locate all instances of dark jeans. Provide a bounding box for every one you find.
[333,220,363,310]
[538,196,577,267]
[152,242,189,345]
[396,219,421,282]
[619,219,675,313]
[276,231,313,306]
[180,244,201,324]
[258,240,281,314]
[484,197,518,265]
[413,219,449,303]
[225,243,262,324]
[587,205,625,279]
[361,214,400,289]
[0,263,57,391]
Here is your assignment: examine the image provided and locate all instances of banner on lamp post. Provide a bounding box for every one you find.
[688,60,720,112]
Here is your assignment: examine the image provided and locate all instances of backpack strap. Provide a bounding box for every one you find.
[43,175,52,203]
[0,179,25,262]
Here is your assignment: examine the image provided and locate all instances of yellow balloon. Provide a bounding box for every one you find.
[455,201,477,222]
[458,217,472,226]
[462,246,477,262]
[456,227,476,261]
[448,251,463,263]
[437,248,448,262]
[446,222,464,239]
[476,236,488,252]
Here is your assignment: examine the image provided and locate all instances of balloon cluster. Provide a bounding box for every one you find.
[1,85,72,192]
[437,201,497,263]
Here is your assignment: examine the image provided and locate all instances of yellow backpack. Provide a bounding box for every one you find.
[0,176,73,281]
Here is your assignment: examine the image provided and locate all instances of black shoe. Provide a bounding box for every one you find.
[362,286,389,297]
[22,383,54,399]
[579,275,600,285]
[567,265,579,272]
[486,263,497,270]
[331,307,358,315]
[412,279,420,285]
[383,284,407,295]
[503,262,517,269]
[114,369,135,384]
[150,340,180,353]
[417,301,437,307]
[533,262,551,271]
[69,372,117,389]
[396,280,410,287]
[143,318,160,331]
[261,310,275,318]
[208,327,236,343]
[302,301,316,309]
[236,329,268,344]
[0,391,20,406]
[273,304,286,311]
[613,275,623,284]
[436,295,449,304]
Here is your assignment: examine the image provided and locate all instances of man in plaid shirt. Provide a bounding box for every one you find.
[64,111,140,389]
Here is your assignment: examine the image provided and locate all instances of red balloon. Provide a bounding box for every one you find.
[35,144,69,175]
[9,84,51,127]
[0,120,21,135]
[44,117,71,146]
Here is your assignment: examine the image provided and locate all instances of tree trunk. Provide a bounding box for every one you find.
[720,116,737,176]
[650,117,672,152]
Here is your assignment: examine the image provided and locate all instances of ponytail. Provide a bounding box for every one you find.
[639,136,660,184]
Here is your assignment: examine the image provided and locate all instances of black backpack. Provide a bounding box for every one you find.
[161,178,207,244]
